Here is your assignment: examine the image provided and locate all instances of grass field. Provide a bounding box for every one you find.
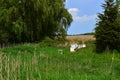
[0,43,120,80]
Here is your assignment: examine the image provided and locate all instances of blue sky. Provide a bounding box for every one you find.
[65,0,104,35]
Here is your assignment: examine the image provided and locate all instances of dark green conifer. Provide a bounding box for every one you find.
[95,0,120,52]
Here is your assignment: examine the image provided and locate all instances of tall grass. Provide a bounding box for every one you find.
[0,44,120,80]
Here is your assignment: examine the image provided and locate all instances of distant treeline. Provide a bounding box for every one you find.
[68,32,94,36]
[0,0,73,45]
[81,32,94,35]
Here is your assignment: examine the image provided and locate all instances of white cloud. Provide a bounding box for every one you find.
[68,8,79,16]
[68,8,79,13]
[68,8,97,22]
[74,15,97,22]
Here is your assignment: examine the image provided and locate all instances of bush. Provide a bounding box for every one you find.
[39,37,67,47]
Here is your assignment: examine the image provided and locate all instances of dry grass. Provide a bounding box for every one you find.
[66,35,95,42]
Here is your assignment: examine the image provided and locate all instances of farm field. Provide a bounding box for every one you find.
[0,44,120,80]
[66,35,95,41]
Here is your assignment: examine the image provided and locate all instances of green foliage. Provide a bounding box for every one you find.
[39,37,55,47]
[95,0,120,52]
[0,0,73,44]
[39,37,67,47]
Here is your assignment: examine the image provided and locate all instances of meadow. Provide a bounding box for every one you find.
[0,42,120,80]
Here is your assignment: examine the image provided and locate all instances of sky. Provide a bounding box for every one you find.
[65,0,104,35]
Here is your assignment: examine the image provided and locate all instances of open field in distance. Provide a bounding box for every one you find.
[66,35,95,41]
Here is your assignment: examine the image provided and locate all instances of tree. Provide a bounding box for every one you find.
[0,0,73,44]
[95,0,120,52]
